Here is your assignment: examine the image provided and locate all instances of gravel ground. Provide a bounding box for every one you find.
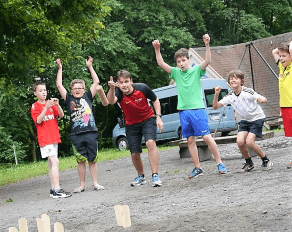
[0,131,291,232]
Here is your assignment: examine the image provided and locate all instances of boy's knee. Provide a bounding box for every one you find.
[146,139,156,148]
[48,156,59,165]
[245,139,255,147]
[236,137,246,147]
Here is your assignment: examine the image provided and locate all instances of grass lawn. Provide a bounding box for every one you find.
[0,145,173,187]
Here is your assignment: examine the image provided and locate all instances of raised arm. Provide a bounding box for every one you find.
[107,76,118,105]
[86,56,100,97]
[200,34,211,71]
[152,98,164,133]
[152,40,171,74]
[212,86,224,110]
[96,85,109,106]
[272,48,280,63]
[56,58,67,100]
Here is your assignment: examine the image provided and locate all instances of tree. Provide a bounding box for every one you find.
[0,0,116,162]
[0,0,115,86]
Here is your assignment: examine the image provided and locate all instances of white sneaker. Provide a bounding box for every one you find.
[151,174,162,187]
[261,160,273,171]
[131,175,146,187]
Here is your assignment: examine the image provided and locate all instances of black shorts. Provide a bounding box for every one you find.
[125,117,157,154]
[70,131,98,162]
[238,118,265,138]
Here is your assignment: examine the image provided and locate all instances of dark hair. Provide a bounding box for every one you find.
[116,70,131,81]
[227,70,245,86]
[278,43,290,53]
[174,48,189,62]
[32,82,46,92]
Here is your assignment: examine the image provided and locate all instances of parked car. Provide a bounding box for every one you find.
[112,78,237,150]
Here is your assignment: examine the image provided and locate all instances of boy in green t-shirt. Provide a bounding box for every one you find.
[153,34,227,178]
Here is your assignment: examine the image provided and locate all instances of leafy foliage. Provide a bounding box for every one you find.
[1,0,292,163]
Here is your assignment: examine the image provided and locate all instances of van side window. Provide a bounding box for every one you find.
[152,95,178,116]
[204,89,228,108]
[169,95,178,114]
[160,98,170,115]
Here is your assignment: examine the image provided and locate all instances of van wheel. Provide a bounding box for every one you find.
[221,131,230,137]
[117,137,129,151]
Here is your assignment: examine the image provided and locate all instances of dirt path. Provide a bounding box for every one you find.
[1,133,291,232]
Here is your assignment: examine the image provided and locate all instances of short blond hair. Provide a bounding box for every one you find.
[32,82,46,92]
[70,79,85,89]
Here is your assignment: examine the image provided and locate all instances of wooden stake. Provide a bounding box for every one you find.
[114,205,123,226]
[114,205,131,227]
[18,218,28,232]
[9,228,18,232]
[41,214,51,232]
[54,222,64,232]
[36,218,46,232]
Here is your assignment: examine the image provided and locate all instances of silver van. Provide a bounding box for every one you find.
[112,78,237,150]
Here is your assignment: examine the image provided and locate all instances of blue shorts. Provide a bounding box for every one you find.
[238,118,265,138]
[179,109,210,138]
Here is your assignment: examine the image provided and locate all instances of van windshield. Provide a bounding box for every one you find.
[204,89,228,108]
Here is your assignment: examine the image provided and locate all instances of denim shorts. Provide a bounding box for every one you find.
[238,118,265,138]
[125,117,157,154]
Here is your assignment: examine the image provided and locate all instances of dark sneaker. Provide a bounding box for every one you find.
[189,167,203,179]
[217,163,227,174]
[50,189,54,198]
[151,174,162,187]
[287,161,292,169]
[131,175,146,187]
[52,189,72,199]
[261,160,273,171]
[240,162,254,173]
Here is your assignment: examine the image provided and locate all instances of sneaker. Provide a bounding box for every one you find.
[261,160,273,171]
[131,175,146,187]
[52,189,72,199]
[151,174,162,187]
[50,189,54,198]
[217,163,227,174]
[189,167,203,179]
[240,162,254,173]
[287,161,292,169]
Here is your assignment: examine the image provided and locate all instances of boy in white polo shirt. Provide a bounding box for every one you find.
[213,70,272,172]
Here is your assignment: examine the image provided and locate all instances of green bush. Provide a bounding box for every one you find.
[0,127,26,163]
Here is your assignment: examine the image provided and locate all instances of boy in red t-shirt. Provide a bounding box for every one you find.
[31,82,71,198]
[107,70,164,187]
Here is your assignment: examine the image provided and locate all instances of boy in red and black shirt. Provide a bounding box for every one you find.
[107,70,164,187]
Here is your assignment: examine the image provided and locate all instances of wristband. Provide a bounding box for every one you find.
[156,114,162,118]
